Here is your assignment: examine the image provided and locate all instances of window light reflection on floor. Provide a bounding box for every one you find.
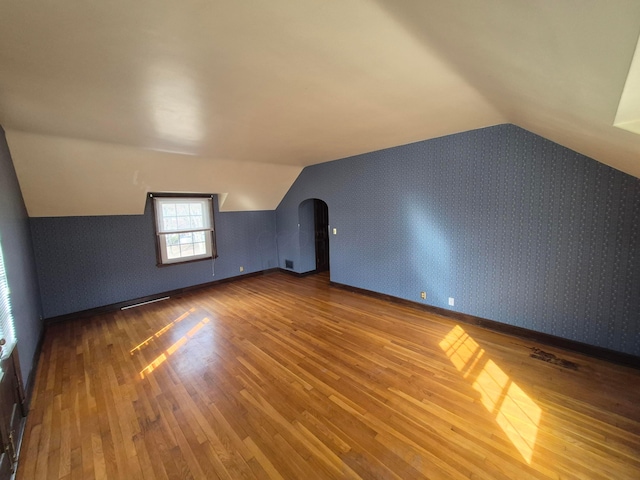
[139,317,210,378]
[130,307,197,355]
[439,325,541,464]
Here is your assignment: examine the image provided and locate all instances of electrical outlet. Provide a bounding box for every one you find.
[448,297,455,306]
[420,291,426,300]
[240,266,244,272]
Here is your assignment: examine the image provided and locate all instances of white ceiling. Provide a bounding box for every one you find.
[1,1,639,216]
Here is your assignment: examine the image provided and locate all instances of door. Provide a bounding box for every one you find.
[0,347,25,478]
[314,200,329,272]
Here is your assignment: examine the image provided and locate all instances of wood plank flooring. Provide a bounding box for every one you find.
[17,272,640,479]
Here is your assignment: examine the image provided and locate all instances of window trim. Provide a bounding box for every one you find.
[150,193,218,267]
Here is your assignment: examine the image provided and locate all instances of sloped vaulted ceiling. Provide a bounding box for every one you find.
[0,1,639,216]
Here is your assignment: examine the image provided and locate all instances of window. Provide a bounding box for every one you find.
[152,195,217,265]
[0,241,17,363]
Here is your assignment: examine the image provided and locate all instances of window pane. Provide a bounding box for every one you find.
[176,204,190,216]
[193,231,205,242]
[190,216,203,229]
[162,203,176,217]
[166,234,179,246]
[194,242,206,255]
[163,217,177,231]
[0,245,17,359]
[179,233,193,244]
[167,245,181,259]
[180,243,194,257]
[177,216,190,230]
[190,203,202,216]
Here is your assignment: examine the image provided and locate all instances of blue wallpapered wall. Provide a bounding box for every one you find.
[28,124,640,355]
[0,127,43,386]
[31,197,278,318]
[276,124,640,356]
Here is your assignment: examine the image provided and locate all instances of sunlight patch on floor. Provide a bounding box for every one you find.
[130,307,196,354]
[439,325,541,463]
[140,317,209,378]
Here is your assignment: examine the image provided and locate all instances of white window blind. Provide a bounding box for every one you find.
[153,196,216,265]
[0,242,17,361]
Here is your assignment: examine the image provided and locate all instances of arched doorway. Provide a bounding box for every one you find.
[313,199,329,272]
[298,198,329,273]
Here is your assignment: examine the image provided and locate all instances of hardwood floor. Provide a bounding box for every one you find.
[17,272,640,479]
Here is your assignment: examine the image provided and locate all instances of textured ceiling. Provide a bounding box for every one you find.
[0,1,639,216]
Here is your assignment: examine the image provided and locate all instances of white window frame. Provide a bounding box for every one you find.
[152,195,217,266]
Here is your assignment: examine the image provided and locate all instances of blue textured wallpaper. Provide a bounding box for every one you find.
[0,127,43,386]
[31,197,277,318]
[276,124,640,356]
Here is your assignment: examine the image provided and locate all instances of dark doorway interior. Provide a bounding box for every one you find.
[314,199,329,272]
